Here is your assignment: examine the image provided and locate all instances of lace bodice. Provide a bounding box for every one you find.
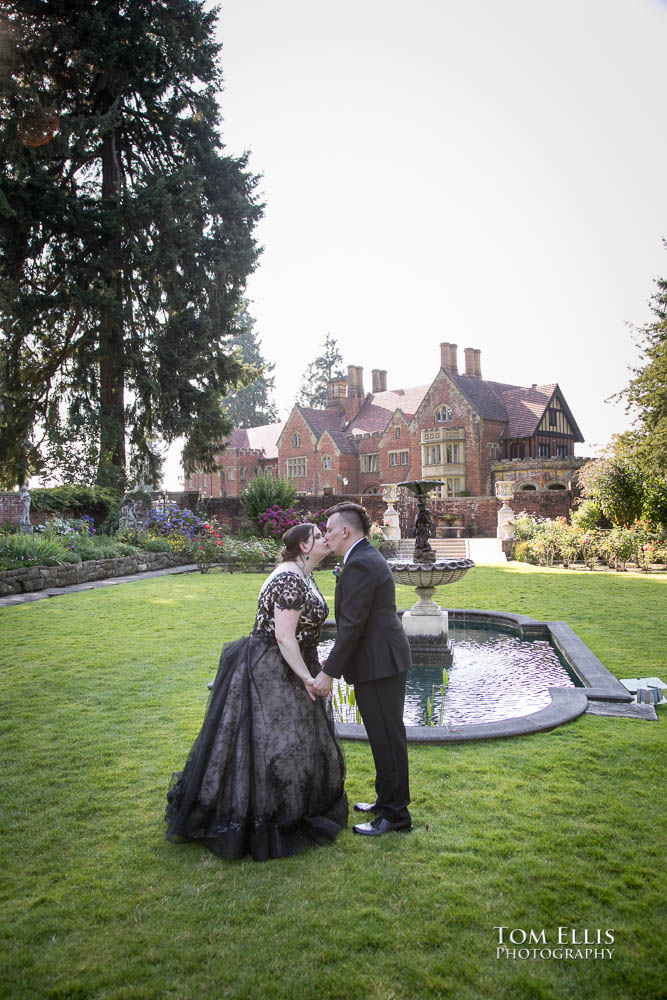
[253,568,329,646]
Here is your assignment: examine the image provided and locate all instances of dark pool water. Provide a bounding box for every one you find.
[318,625,578,727]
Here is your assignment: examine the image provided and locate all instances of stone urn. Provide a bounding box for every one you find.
[381,489,401,540]
[495,480,515,540]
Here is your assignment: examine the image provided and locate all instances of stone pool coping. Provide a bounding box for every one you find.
[328,609,633,744]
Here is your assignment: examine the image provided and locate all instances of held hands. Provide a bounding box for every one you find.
[303,677,317,702]
[311,670,333,699]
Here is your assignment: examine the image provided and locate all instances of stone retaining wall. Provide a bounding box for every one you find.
[0,550,192,597]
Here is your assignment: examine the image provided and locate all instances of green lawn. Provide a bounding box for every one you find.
[0,565,664,999]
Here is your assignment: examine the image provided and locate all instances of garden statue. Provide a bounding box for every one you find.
[118,496,141,533]
[19,484,33,535]
[390,481,474,664]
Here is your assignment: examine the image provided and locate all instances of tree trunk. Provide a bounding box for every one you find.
[96,124,126,490]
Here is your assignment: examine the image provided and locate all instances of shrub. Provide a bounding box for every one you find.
[70,537,139,561]
[370,522,386,550]
[241,477,297,532]
[192,520,224,573]
[256,505,329,540]
[512,513,541,541]
[236,538,280,570]
[257,506,304,539]
[29,485,121,531]
[512,539,535,563]
[142,504,206,540]
[303,509,328,532]
[626,520,665,571]
[36,515,96,543]
[143,538,173,553]
[570,500,603,532]
[165,533,194,558]
[0,533,72,570]
[559,527,583,568]
[579,530,602,570]
[598,526,635,571]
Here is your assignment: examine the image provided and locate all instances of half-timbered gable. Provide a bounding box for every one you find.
[501,385,583,462]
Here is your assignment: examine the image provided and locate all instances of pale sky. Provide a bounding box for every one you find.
[164,0,667,488]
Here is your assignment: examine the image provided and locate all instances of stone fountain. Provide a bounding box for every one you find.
[390,480,474,665]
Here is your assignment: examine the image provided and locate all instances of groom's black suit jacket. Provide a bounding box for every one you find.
[325,538,412,686]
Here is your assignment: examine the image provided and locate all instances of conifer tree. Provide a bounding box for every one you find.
[615,259,667,476]
[297,333,345,408]
[0,0,262,489]
[223,304,278,428]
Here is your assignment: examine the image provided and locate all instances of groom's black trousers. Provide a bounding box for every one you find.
[353,671,411,824]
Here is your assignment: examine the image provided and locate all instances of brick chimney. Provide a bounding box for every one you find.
[371,369,387,393]
[440,342,458,375]
[326,377,347,412]
[464,347,482,378]
[345,365,366,421]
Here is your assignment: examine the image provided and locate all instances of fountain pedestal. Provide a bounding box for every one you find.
[391,560,473,665]
[392,479,474,666]
[401,605,453,665]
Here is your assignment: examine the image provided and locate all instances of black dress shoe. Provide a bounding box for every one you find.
[353,801,381,813]
[353,816,413,836]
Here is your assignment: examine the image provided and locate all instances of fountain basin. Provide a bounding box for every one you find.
[318,610,632,743]
[389,557,475,664]
[389,558,475,590]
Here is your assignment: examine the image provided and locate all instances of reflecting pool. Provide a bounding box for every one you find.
[318,625,580,728]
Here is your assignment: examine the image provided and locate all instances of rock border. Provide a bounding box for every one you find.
[0,551,192,597]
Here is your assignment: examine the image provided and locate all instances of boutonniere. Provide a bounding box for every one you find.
[333,563,342,585]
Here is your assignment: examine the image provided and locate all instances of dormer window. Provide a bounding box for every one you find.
[395,426,401,439]
[434,406,452,423]
[292,432,301,448]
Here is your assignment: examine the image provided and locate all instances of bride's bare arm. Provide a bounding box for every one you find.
[274,606,317,701]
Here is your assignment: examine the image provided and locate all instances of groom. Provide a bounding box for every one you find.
[311,502,412,836]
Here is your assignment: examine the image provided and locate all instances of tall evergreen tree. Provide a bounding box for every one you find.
[579,247,667,527]
[613,252,667,476]
[296,333,345,408]
[0,0,262,489]
[222,303,278,428]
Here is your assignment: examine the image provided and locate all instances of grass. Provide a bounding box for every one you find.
[0,564,665,999]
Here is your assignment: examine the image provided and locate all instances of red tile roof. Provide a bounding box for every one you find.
[348,385,430,434]
[297,407,343,437]
[500,385,557,438]
[227,422,285,459]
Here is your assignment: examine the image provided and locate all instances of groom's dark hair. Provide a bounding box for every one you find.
[325,502,371,537]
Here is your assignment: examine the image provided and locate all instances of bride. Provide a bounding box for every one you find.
[165,523,348,861]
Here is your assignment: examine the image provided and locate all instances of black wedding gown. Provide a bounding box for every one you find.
[165,569,348,861]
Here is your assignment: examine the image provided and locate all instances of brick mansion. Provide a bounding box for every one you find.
[184,343,585,501]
